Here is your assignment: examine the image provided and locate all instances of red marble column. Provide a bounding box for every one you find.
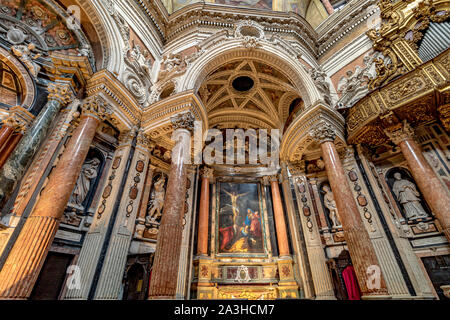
[312,121,388,298]
[385,121,450,241]
[321,0,335,15]
[0,103,104,299]
[149,112,194,299]
[0,125,14,151]
[0,133,23,169]
[197,167,213,256]
[270,175,290,257]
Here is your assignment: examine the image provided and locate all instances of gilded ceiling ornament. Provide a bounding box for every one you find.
[309,121,337,144]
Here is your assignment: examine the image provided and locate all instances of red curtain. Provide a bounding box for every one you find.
[342,265,361,300]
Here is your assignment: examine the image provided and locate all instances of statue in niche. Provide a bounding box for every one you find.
[146,175,167,224]
[392,172,428,219]
[323,185,342,228]
[11,43,41,78]
[69,158,101,207]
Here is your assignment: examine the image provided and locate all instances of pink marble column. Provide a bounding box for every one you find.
[0,125,14,151]
[385,121,450,241]
[0,98,108,299]
[311,121,388,298]
[197,167,213,256]
[0,133,22,169]
[321,0,335,15]
[270,175,290,257]
[149,112,194,299]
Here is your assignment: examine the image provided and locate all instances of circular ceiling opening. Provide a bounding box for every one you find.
[232,76,254,92]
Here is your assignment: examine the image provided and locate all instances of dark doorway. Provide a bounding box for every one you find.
[30,252,73,300]
[421,255,450,300]
[122,254,154,300]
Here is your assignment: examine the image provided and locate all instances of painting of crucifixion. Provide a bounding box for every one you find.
[217,182,264,254]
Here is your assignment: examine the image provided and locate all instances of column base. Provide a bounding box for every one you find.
[277,257,299,299]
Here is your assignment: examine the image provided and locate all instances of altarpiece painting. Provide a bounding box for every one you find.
[216,182,265,255]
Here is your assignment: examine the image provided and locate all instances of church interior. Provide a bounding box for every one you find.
[0,0,448,300]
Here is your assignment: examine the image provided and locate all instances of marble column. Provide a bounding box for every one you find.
[321,0,335,15]
[197,167,213,256]
[0,97,108,299]
[0,117,27,169]
[0,82,73,207]
[149,112,194,299]
[270,175,290,257]
[0,133,23,169]
[0,125,14,150]
[385,121,450,242]
[311,121,389,298]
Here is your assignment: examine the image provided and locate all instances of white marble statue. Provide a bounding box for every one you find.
[69,158,101,207]
[323,185,342,228]
[392,172,428,219]
[146,175,167,223]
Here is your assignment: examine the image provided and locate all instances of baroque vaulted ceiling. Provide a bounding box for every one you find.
[198,59,300,130]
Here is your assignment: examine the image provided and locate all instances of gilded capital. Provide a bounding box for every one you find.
[269,174,279,183]
[384,120,415,145]
[309,121,337,144]
[200,166,214,179]
[47,82,74,105]
[81,96,112,121]
[2,116,28,134]
[171,111,195,131]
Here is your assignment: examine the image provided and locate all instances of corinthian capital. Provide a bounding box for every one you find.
[2,115,28,134]
[171,111,195,131]
[384,120,415,145]
[200,166,214,179]
[47,82,74,105]
[309,121,337,144]
[136,130,151,148]
[81,96,112,121]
